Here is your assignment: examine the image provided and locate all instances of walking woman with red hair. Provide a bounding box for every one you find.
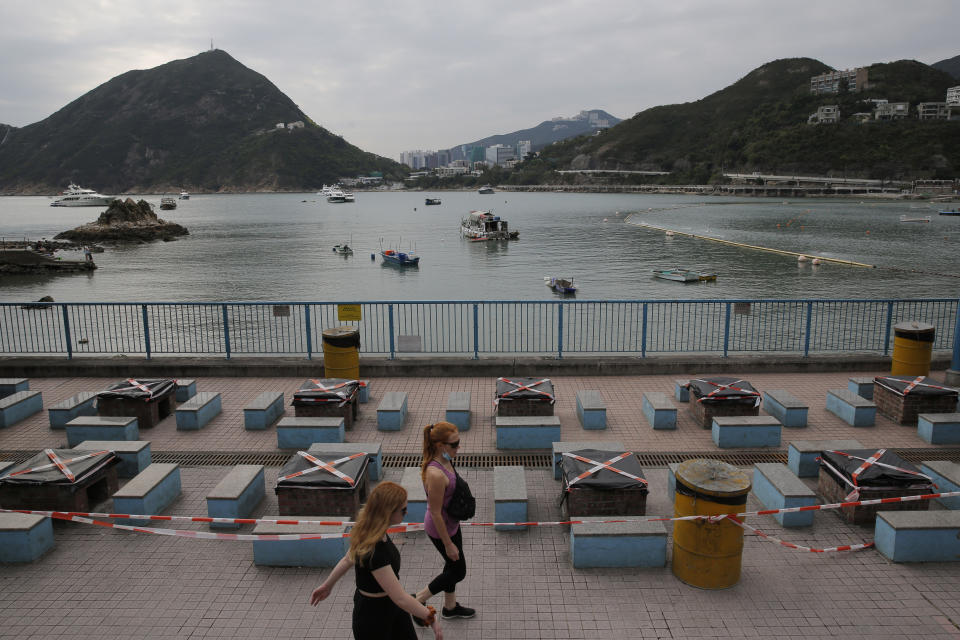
[412,421,476,620]
[311,481,443,639]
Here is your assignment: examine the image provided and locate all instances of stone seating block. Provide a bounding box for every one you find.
[0,513,54,563]
[358,381,370,404]
[570,517,667,568]
[918,413,960,445]
[175,379,197,403]
[496,416,561,450]
[244,391,285,430]
[575,390,607,430]
[826,388,876,427]
[787,439,863,477]
[65,416,138,447]
[642,392,677,430]
[277,417,344,448]
[848,377,875,400]
[552,441,624,480]
[919,461,960,510]
[308,442,383,481]
[0,378,29,399]
[252,520,349,567]
[0,391,43,428]
[111,463,181,525]
[674,379,690,402]
[752,463,817,527]
[377,392,408,431]
[74,440,151,478]
[0,461,12,477]
[48,391,98,429]
[400,467,427,523]
[494,465,527,531]
[875,510,960,562]
[175,392,221,430]
[206,465,266,529]
[763,389,808,428]
[712,416,782,448]
[446,391,471,431]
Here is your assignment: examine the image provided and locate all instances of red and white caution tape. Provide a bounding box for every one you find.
[280,451,364,485]
[3,449,111,479]
[562,451,648,489]
[724,515,874,553]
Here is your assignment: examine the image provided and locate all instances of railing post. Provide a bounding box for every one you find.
[61,304,73,360]
[723,302,731,357]
[473,303,479,360]
[388,304,395,360]
[803,301,813,357]
[883,301,894,356]
[950,300,960,373]
[557,303,564,359]
[222,304,231,360]
[142,304,151,360]
[305,304,313,360]
[641,302,648,358]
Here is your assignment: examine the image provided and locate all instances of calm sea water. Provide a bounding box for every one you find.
[1,191,959,302]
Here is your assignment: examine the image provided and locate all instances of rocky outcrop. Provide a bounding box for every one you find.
[54,198,189,243]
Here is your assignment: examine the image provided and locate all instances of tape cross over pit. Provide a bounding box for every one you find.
[561,451,648,489]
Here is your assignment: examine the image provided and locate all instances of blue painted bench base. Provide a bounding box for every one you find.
[642,392,677,430]
[847,377,875,400]
[674,380,690,402]
[358,381,370,404]
[570,518,667,568]
[175,392,221,430]
[0,378,29,399]
[400,467,428,523]
[712,416,781,448]
[495,466,527,531]
[446,391,471,431]
[787,439,863,477]
[918,413,960,445]
[0,391,43,428]
[752,463,817,527]
[575,390,607,430]
[496,416,561,449]
[252,521,349,566]
[74,440,151,478]
[175,380,196,403]
[875,511,960,562]
[377,392,408,431]
[277,417,345,448]
[65,416,139,448]
[111,463,182,525]
[308,442,383,481]
[207,465,266,529]
[826,388,876,427]
[0,513,55,563]
[763,390,808,428]
[48,392,98,429]
[244,392,285,430]
[920,461,960,510]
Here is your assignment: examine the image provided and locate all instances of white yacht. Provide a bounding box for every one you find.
[50,183,114,207]
[179,190,190,200]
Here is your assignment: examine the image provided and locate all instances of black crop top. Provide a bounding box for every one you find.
[354,535,401,593]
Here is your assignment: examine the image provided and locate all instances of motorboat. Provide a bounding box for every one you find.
[317,185,334,196]
[343,191,355,203]
[179,190,190,200]
[460,210,519,241]
[380,248,419,266]
[327,189,348,203]
[652,268,717,282]
[332,242,354,255]
[425,197,442,205]
[478,185,495,194]
[899,215,931,223]
[50,183,114,207]
[938,209,960,216]
[544,276,577,294]
[160,197,177,210]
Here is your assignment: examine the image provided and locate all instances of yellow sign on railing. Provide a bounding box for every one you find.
[337,304,362,321]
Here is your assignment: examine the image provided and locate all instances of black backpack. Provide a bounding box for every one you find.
[445,464,476,521]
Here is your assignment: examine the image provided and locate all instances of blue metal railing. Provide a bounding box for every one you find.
[1,298,957,360]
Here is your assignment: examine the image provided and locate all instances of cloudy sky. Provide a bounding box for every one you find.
[1,1,958,160]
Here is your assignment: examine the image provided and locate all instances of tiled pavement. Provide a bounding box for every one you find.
[2,368,960,639]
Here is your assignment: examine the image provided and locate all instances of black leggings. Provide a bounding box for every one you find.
[352,591,416,640]
[427,528,467,595]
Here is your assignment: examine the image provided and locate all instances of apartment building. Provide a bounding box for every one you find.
[810,68,869,95]
[807,105,840,124]
[874,102,910,120]
[917,102,949,120]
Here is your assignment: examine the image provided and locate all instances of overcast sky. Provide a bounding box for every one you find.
[1,1,958,160]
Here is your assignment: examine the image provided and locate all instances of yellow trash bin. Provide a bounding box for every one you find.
[322,326,360,380]
[891,321,935,377]
[672,458,751,589]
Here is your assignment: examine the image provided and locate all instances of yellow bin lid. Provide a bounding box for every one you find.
[894,321,935,339]
[675,458,751,499]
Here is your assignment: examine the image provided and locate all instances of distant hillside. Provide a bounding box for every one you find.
[532,58,960,182]
[453,109,621,153]
[932,54,960,80]
[0,50,404,194]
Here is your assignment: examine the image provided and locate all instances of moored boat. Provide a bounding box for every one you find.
[332,243,354,255]
[899,214,931,223]
[160,197,177,210]
[380,248,420,266]
[327,189,347,203]
[478,185,495,194]
[179,190,190,200]
[652,268,717,282]
[425,197,441,205]
[939,209,960,216]
[50,183,114,207]
[544,276,577,294]
[460,210,519,241]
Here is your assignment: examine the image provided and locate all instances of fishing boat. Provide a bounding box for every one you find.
[332,242,354,255]
[460,210,519,241]
[544,276,577,294]
[380,248,419,266]
[939,209,960,216]
[425,197,441,205]
[899,214,931,223]
[652,268,717,282]
[478,185,495,194]
[160,197,177,210]
[50,183,113,207]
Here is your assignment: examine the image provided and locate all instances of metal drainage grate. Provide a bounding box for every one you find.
[383,453,552,469]
[150,451,293,466]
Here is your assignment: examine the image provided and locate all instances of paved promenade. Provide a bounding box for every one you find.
[2,368,960,639]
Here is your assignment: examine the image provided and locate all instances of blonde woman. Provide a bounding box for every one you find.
[412,422,475,620]
[310,481,443,640]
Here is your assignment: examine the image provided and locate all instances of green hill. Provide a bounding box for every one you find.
[0,50,404,193]
[932,54,960,80]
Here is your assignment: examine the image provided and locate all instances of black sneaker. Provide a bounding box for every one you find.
[441,603,476,619]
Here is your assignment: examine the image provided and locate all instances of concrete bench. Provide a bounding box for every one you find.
[0,513,54,563]
[787,439,863,477]
[74,440,151,478]
[712,416,782,448]
[763,389,808,428]
[752,463,817,527]
[111,463,181,525]
[308,442,384,481]
[358,380,370,404]
[175,392,221,430]
[494,466,527,531]
[919,461,960,510]
[552,441,625,481]
[48,391,98,429]
[206,465,265,529]
[244,391,285,430]
[377,392,408,431]
[0,378,30,399]
[0,390,43,429]
[575,390,607,430]
[174,379,197,403]
[446,391,471,431]
[496,415,561,450]
[570,517,667,568]
[400,466,427,522]
[847,376,875,400]
[875,511,960,562]
[276,417,344,448]
[826,388,876,427]
[642,392,677,430]
[65,416,138,447]
[918,413,960,445]
[252,520,349,567]
[674,379,690,402]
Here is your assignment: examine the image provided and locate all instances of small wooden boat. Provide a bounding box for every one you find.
[652,268,717,282]
[425,198,441,205]
[332,243,353,255]
[380,248,419,266]
[899,215,931,223]
[544,276,577,294]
